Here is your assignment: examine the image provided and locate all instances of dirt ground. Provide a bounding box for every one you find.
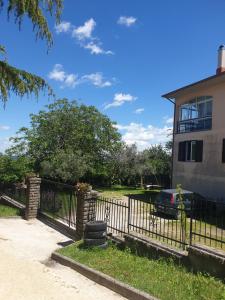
[0,218,125,300]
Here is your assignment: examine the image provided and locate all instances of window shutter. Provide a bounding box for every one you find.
[195,140,203,162]
[178,141,186,161]
[222,139,225,163]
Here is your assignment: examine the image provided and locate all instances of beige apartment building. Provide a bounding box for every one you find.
[163,45,225,200]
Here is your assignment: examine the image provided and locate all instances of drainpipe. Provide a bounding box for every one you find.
[166,97,175,188]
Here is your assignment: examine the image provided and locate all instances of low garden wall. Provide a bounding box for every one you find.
[124,234,225,281]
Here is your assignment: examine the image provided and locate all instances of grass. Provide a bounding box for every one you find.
[58,241,225,300]
[128,205,225,252]
[96,185,160,201]
[0,204,21,217]
[136,216,225,252]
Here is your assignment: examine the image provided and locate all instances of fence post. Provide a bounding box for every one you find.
[189,196,193,246]
[128,195,131,234]
[25,176,41,220]
[75,187,98,240]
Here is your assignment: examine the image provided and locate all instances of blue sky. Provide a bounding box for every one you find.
[1,0,225,151]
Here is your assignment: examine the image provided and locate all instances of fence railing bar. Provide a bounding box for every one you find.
[191,232,225,245]
[129,223,187,246]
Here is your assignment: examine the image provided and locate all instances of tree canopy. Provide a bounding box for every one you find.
[9,99,122,182]
[0,153,32,183]
[4,98,171,185]
[113,144,171,186]
[0,0,63,103]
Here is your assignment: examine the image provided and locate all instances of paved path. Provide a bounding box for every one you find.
[0,218,125,300]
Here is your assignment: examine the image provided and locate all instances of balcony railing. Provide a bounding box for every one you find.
[177,117,212,133]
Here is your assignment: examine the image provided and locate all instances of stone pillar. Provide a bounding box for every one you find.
[25,176,41,220]
[75,190,98,240]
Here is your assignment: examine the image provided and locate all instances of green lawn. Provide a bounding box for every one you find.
[0,204,21,217]
[96,185,160,201]
[59,242,225,300]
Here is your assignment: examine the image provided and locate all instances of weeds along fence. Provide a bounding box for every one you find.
[96,195,225,252]
[40,179,77,228]
[0,183,27,205]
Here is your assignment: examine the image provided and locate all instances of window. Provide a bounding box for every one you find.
[178,140,203,162]
[178,96,212,133]
[222,139,225,163]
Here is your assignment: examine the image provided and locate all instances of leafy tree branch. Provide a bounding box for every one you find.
[0,0,63,103]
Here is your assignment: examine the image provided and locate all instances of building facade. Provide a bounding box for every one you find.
[163,45,225,200]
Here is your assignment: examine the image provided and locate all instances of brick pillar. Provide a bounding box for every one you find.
[25,176,41,220]
[75,190,98,240]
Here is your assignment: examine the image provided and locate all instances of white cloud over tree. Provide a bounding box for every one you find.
[105,93,137,109]
[115,122,172,150]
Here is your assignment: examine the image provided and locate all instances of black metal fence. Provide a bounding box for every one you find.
[96,195,225,251]
[96,197,128,236]
[1,179,224,252]
[128,197,189,249]
[0,183,27,205]
[190,198,225,250]
[40,179,77,228]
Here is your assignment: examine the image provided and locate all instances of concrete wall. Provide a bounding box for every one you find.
[124,235,225,281]
[173,82,225,200]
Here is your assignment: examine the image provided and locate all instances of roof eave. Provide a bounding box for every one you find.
[162,72,225,100]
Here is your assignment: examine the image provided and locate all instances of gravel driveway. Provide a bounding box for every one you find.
[0,218,125,300]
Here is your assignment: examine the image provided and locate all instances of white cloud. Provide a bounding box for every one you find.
[0,125,10,131]
[163,116,174,125]
[48,64,77,88]
[64,74,77,88]
[105,93,137,109]
[72,18,96,40]
[82,73,112,87]
[55,21,71,34]
[118,16,137,27]
[165,117,174,125]
[115,122,172,150]
[84,42,113,55]
[48,64,66,82]
[134,108,144,114]
[55,18,113,55]
[0,137,12,153]
[48,65,112,89]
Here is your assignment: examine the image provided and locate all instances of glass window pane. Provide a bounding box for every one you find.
[190,103,198,119]
[191,141,196,161]
[198,102,205,118]
[178,97,212,133]
[205,101,212,116]
[180,105,189,120]
[186,141,191,161]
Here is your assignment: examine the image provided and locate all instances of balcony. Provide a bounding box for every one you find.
[177,117,212,133]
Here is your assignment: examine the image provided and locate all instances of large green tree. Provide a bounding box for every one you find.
[0,153,32,183]
[0,0,63,103]
[111,144,172,187]
[142,145,171,184]
[9,99,122,182]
